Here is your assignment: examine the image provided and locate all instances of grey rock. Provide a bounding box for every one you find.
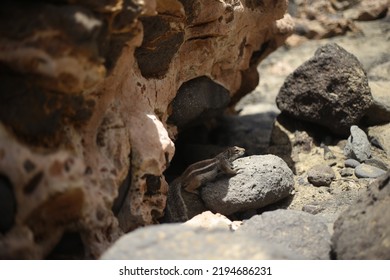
[276,43,372,136]
[307,164,336,187]
[100,224,300,260]
[355,163,387,178]
[311,189,365,227]
[364,158,388,171]
[344,125,372,162]
[368,123,390,155]
[201,155,294,216]
[238,210,331,260]
[332,171,390,259]
[344,158,361,168]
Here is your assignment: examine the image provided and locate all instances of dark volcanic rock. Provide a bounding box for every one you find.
[276,43,373,136]
[100,224,299,259]
[307,164,336,187]
[201,155,294,216]
[239,210,331,259]
[332,171,390,259]
[168,76,230,128]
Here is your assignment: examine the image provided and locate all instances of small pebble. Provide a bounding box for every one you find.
[297,176,309,186]
[345,159,360,168]
[302,204,324,215]
[307,164,336,187]
[355,164,387,178]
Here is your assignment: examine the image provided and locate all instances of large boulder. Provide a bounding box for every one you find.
[201,155,294,215]
[276,43,373,136]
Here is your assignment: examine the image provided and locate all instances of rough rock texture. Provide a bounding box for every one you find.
[0,1,293,259]
[168,76,231,127]
[344,125,372,162]
[201,155,294,216]
[238,210,332,259]
[288,0,359,40]
[276,43,373,136]
[307,164,336,186]
[100,224,300,260]
[344,0,390,21]
[332,172,390,259]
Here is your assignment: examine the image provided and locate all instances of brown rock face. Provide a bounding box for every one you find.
[0,0,292,258]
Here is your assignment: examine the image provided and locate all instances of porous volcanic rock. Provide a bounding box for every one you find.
[276,43,373,136]
[201,155,294,215]
[0,0,293,259]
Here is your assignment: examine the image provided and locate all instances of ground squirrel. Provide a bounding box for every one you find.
[164,146,245,223]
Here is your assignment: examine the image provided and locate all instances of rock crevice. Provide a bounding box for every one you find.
[0,0,292,259]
